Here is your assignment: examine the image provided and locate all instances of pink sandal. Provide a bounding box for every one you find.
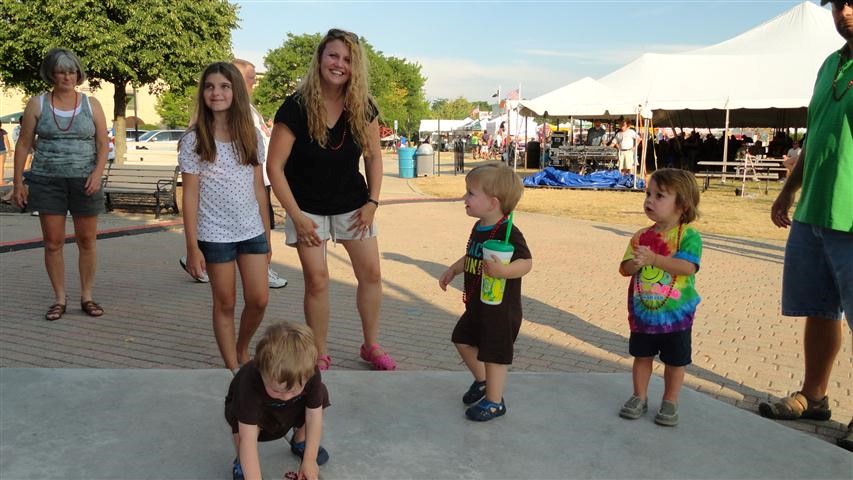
[360,344,397,371]
[317,354,332,371]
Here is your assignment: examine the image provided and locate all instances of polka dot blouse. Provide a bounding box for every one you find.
[179,130,265,243]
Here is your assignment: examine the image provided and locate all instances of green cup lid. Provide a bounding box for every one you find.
[482,239,514,252]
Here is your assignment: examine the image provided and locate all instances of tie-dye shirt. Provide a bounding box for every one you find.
[622,224,702,334]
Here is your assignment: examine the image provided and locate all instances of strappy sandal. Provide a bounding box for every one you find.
[80,300,104,317]
[316,354,332,371]
[359,343,397,370]
[45,303,66,321]
[758,391,831,421]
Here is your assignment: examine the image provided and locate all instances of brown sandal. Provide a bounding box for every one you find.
[80,300,104,317]
[45,303,66,321]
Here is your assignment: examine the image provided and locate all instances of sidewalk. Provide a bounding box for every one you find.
[0,151,851,462]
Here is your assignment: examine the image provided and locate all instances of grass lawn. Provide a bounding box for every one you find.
[413,157,792,242]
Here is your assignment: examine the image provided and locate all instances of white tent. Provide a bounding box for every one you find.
[598,1,839,127]
[418,119,469,134]
[518,77,638,119]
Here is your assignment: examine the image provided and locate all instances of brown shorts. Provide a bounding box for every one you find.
[451,308,521,365]
[24,173,104,216]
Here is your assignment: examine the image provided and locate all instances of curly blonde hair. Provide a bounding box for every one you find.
[297,29,374,149]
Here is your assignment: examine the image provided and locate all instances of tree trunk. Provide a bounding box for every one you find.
[112,80,128,164]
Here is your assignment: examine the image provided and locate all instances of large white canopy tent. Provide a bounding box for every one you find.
[521,2,839,128]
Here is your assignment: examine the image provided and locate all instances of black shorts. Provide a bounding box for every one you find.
[629,329,692,367]
[24,173,104,216]
[451,308,521,365]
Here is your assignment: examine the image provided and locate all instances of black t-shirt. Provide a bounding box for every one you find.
[462,221,532,323]
[274,92,378,215]
[225,361,328,436]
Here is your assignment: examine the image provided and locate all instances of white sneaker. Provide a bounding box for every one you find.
[179,255,209,283]
[268,267,288,289]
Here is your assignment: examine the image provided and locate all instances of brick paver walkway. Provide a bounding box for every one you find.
[1,155,850,446]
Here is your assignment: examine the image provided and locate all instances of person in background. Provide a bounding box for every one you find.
[782,139,802,175]
[11,48,109,321]
[586,120,606,146]
[610,120,639,175]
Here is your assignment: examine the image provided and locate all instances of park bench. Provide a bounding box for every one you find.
[101,164,180,219]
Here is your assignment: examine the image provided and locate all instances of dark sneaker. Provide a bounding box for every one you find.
[462,380,487,405]
[838,420,853,452]
[619,395,648,420]
[232,457,244,480]
[465,398,506,422]
[290,439,330,465]
[654,400,679,426]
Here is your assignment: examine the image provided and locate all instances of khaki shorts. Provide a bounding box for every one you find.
[284,208,378,245]
[618,149,636,170]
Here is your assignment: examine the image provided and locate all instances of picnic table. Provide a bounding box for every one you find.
[696,157,785,195]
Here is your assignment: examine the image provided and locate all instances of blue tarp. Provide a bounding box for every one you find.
[523,167,645,189]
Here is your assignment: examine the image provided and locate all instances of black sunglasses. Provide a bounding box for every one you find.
[828,0,853,9]
[327,28,359,44]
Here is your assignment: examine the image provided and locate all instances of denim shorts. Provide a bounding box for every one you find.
[629,329,692,367]
[24,173,105,216]
[197,233,269,264]
[782,221,852,329]
[284,208,378,245]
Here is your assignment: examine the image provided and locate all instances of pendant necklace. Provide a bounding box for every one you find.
[832,48,853,102]
[51,91,78,132]
[327,111,347,151]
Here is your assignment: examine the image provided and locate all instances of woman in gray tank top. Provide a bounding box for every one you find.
[11,48,109,321]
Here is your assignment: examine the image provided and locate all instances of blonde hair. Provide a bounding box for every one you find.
[649,168,701,224]
[297,28,374,149]
[466,162,524,215]
[255,322,318,389]
[185,62,258,165]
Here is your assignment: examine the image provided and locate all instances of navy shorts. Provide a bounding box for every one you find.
[782,221,852,330]
[629,329,692,367]
[197,233,269,264]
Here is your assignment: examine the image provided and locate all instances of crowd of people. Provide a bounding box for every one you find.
[4,2,852,477]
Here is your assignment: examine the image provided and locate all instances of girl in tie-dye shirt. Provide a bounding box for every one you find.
[617,168,702,427]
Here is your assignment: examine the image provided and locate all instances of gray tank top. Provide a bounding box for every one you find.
[31,93,97,178]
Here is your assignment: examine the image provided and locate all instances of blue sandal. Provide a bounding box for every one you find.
[465,398,506,422]
[290,439,330,465]
[232,457,244,480]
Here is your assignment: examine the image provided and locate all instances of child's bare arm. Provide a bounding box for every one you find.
[299,407,324,480]
[620,259,639,276]
[633,246,697,275]
[482,257,532,279]
[439,255,466,291]
[238,422,262,480]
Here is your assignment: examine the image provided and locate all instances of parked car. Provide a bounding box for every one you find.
[127,129,185,151]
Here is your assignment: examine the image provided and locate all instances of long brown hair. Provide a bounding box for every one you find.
[297,28,374,149]
[188,62,258,165]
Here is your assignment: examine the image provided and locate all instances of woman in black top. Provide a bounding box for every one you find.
[267,29,395,371]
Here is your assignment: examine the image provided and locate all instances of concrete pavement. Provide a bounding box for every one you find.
[0,153,851,478]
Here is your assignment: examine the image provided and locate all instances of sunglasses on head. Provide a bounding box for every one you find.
[327,28,359,44]
[827,0,853,9]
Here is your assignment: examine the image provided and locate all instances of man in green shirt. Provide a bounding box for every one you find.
[759,0,853,452]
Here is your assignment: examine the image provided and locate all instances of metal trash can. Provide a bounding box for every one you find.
[414,143,434,177]
[397,147,416,178]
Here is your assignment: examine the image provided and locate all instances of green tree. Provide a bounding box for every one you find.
[253,33,429,138]
[0,0,237,161]
[156,87,195,128]
[431,97,474,120]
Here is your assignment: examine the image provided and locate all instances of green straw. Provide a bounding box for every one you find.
[503,212,514,244]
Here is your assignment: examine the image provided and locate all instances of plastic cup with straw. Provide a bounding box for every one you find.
[480,212,515,305]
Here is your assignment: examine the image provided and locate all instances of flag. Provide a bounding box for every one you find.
[506,88,520,100]
[491,89,500,98]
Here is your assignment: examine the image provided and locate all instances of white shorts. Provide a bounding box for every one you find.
[618,149,636,170]
[284,208,378,246]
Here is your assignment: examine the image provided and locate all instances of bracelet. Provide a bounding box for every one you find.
[367,198,379,207]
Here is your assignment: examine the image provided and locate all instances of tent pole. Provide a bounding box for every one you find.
[722,101,730,182]
[437,118,441,177]
[640,116,649,189]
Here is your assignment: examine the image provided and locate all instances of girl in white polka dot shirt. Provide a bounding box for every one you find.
[179,62,271,374]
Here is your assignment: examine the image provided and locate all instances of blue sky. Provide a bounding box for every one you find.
[232,0,823,102]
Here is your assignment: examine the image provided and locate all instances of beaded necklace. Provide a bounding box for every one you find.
[327,111,347,151]
[51,91,78,132]
[634,223,683,311]
[832,47,853,102]
[462,216,507,304]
